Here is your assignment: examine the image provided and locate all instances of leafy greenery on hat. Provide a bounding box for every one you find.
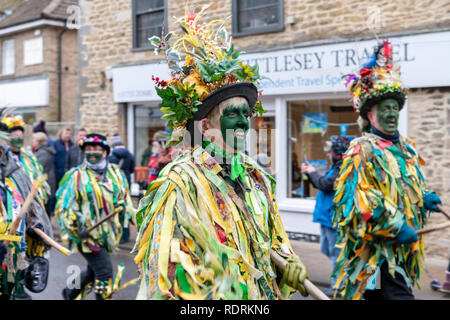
[149,3,267,145]
[344,39,409,119]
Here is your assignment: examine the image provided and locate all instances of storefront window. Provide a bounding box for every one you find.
[134,105,166,167]
[251,116,275,176]
[287,99,359,199]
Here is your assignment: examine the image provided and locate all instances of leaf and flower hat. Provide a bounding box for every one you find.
[149,2,267,146]
[344,39,409,129]
[1,113,26,132]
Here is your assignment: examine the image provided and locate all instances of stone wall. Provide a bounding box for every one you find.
[408,88,450,258]
[78,0,450,137]
[0,26,77,123]
[78,0,450,258]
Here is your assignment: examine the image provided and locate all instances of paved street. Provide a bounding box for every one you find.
[26,220,449,300]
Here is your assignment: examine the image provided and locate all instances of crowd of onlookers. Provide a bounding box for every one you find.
[29,122,137,243]
[26,122,179,244]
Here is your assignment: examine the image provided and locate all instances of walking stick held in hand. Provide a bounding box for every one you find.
[415,204,450,236]
[436,204,450,221]
[87,201,124,233]
[3,175,45,248]
[32,227,71,256]
[270,250,330,300]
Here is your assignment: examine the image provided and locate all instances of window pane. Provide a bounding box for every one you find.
[2,39,14,75]
[24,37,43,66]
[287,100,359,199]
[136,11,164,47]
[136,0,164,12]
[239,5,279,30]
[240,0,278,9]
[251,116,275,176]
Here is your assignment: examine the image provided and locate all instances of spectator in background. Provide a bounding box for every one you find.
[108,134,135,185]
[54,127,73,185]
[65,128,87,172]
[33,120,53,145]
[108,133,135,244]
[33,132,57,217]
[147,130,171,185]
[301,135,353,297]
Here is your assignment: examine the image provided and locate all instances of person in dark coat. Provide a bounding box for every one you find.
[32,132,57,217]
[33,120,53,145]
[108,134,135,244]
[65,128,87,171]
[301,135,354,297]
[53,127,73,185]
[108,134,135,186]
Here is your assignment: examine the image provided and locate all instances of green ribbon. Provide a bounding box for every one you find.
[202,141,245,182]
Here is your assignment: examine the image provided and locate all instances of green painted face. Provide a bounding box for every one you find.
[10,137,24,149]
[85,152,103,165]
[220,103,250,152]
[374,98,400,134]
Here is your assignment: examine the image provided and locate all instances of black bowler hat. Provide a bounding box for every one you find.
[79,133,111,155]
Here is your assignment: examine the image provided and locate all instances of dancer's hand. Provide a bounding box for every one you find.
[280,255,309,297]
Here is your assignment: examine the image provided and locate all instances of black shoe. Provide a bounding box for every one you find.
[62,288,73,300]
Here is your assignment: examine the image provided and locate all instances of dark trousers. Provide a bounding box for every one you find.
[45,197,56,217]
[363,261,414,300]
[64,246,113,300]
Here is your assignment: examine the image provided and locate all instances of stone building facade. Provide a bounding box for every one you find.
[77,0,450,256]
[0,0,78,137]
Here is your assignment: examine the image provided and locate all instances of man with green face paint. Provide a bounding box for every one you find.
[1,115,51,212]
[55,133,135,300]
[133,7,311,300]
[333,39,442,300]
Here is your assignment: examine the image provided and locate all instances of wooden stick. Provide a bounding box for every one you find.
[270,250,330,300]
[32,227,71,256]
[417,221,450,236]
[87,206,122,233]
[4,176,44,247]
[436,204,450,221]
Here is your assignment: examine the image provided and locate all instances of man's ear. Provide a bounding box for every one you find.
[366,106,376,124]
[197,118,209,135]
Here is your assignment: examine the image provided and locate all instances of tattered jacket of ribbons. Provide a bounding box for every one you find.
[0,149,52,286]
[333,133,429,300]
[14,148,51,206]
[133,146,297,300]
[55,163,134,254]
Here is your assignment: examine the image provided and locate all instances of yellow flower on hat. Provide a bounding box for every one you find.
[1,114,25,129]
[182,70,209,100]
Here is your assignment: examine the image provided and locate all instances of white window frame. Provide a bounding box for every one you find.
[23,37,43,66]
[274,92,408,214]
[2,39,14,75]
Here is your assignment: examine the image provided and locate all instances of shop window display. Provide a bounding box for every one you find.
[134,105,166,167]
[288,99,359,199]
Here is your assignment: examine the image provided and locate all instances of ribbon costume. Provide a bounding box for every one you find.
[1,115,50,207]
[56,133,135,300]
[133,4,309,300]
[333,39,441,300]
[0,111,52,300]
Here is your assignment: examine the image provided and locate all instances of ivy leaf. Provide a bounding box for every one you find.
[164,32,173,42]
[149,36,162,48]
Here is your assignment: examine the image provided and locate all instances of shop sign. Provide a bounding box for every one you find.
[112,32,450,102]
[241,31,450,95]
